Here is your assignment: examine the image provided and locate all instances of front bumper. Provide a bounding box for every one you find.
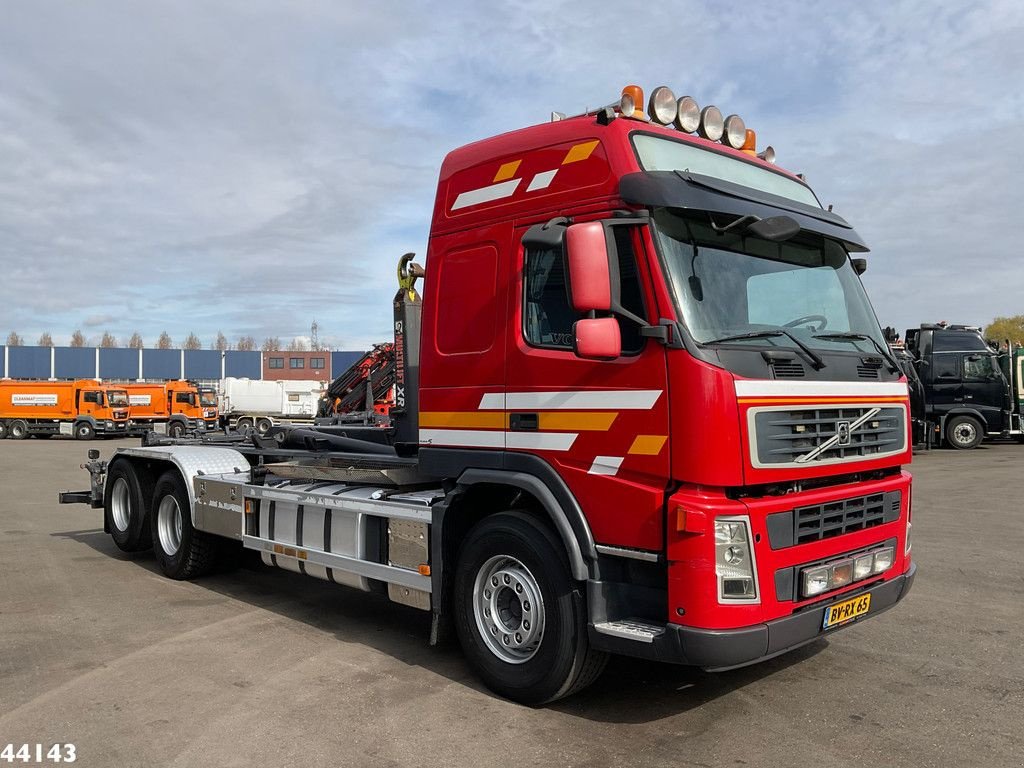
[590,562,915,668]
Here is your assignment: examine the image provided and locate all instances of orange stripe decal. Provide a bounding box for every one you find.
[628,435,667,455]
[562,140,599,165]
[493,160,521,182]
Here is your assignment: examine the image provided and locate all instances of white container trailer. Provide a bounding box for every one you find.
[219,378,325,434]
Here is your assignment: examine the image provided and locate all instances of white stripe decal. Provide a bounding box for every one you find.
[451,179,521,211]
[526,169,558,191]
[734,380,908,398]
[588,456,624,476]
[478,390,662,410]
[419,429,577,451]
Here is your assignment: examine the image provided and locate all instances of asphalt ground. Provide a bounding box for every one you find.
[1,437,1022,768]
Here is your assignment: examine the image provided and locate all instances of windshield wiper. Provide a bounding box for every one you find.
[813,332,900,373]
[705,329,825,370]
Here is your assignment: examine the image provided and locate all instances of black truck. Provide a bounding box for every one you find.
[903,324,1023,449]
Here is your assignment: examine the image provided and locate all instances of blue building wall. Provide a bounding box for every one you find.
[224,351,261,379]
[10,346,54,379]
[99,348,140,380]
[331,351,365,376]
[53,347,95,379]
[184,350,221,380]
[142,349,181,380]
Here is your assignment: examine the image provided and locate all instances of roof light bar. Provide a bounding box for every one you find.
[675,96,700,133]
[723,114,746,149]
[698,105,724,141]
[647,86,677,125]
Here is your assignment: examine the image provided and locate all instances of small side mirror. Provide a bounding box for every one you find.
[566,222,613,312]
[851,258,867,275]
[573,318,621,360]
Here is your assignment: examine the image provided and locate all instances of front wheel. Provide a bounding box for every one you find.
[946,415,983,449]
[453,511,607,705]
[150,470,220,579]
[167,421,186,439]
[74,421,95,440]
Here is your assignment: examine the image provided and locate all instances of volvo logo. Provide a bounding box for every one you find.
[836,421,852,446]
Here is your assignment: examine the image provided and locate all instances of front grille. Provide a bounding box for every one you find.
[771,362,805,379]
[751,405,906,467]
[766,491,902,549]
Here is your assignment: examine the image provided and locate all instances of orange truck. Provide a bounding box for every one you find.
[125,381,219,437]
[0,379,130,440]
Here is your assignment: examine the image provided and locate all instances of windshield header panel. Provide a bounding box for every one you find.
[633,132,820,208]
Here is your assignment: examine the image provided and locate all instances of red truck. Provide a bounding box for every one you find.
[61,84,914,703]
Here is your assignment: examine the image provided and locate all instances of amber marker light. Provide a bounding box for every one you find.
[741,129,757,156]
[620,84,646,119]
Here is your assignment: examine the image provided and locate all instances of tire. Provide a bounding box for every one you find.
[0,421,8,440]
[453,511,608,705]
[255,417,273,435]
[946,415,983,450]
[167,421,186,439]
[150,470,219,579]
[234,417,253,435]
[9,420,29,440]
[74,421,95,441]
[104,460,152,552]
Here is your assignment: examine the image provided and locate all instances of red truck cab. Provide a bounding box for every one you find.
[416,85,913,674]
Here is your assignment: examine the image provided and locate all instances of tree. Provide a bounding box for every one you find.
[213,331,229,351]
[262,337,280,352]
[100,332,118,348]
[127,332,144,349]
[183,332,202,350]
[984,315,1024,346]
[37,332,53,347]
[157,332,173,349]
[6,331,23,346]
[236,335,256,351]
[70,330,86,347]
[287,337,308,352]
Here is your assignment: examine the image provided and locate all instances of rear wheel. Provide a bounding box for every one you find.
[454,511,607,705]
[151,470,219,579]
[0,421,8,439]
[234,417,253,435]
[255,417,273,435]
[9,420,28,440]
[74,421,95,440]
[104,461,152,552]
[946,415,983,450]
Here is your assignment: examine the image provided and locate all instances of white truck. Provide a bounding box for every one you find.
[218,377,325,435]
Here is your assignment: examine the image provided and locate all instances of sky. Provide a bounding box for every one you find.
[1,0,1022,350]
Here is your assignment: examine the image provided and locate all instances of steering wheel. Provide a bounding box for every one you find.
[783,314,828,331]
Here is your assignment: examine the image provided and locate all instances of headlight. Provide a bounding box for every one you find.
[723,114,746,148]
[105,421,113,428]
[872,548,894,574]
[853,553,874,580]
[802,566,830,597]
[647,86,677,125]
[675,96,700,133]
[714,517,758,602]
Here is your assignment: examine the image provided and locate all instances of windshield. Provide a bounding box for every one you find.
[652,208,886,354]
[107,390,129,408]
[634,134,821,208]
[199,391,217,407]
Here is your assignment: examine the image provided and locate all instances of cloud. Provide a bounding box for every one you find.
[0,0,1022,350]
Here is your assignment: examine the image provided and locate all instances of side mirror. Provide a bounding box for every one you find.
[573,318,621,360]
[746,215,800,242]
[851,257,867,275]
[566,222,614,312]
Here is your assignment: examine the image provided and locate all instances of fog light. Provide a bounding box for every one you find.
[722,577,755,598]
[872,547,894,574]
[830,560,854,588]
[802,566,830,597]
[853,553,874,580]
[647,86,677,125]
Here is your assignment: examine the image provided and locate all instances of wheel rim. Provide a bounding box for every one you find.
[954,422,977,445]
[157,494,183,555]
[13,425,25,438]
[257,419,271,435]
[110,477,131,532]
[472,555,545,664]
[77,426,89,438]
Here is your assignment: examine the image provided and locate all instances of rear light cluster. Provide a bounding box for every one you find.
[801,547,894,598]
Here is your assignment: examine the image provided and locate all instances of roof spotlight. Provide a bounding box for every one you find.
[675,96,700,133]
[647,86,677,125]
[698,105,724,141]
[757,146,776,164]
[723,114,746,148]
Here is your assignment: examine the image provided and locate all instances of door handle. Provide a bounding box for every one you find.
[509,413,539,431]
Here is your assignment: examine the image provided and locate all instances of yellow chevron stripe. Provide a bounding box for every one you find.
[493,160,522,182]
[562,140,599,165]
[628,434,667,455]
[538,412,617,431]
[420,411,506,429]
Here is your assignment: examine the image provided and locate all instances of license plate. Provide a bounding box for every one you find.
[822,593,871,629]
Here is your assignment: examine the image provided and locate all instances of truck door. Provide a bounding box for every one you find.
[505,222,670,552]
[80,390,103,417]
[962,353,1008,432]
[927,352,962,418]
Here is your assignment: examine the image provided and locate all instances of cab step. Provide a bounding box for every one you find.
[593,618,665,643]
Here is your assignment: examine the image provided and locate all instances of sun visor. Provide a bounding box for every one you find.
[619,170,869,252]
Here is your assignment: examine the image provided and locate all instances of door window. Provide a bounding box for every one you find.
[523,226,646,353]
[963,354,999,381]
